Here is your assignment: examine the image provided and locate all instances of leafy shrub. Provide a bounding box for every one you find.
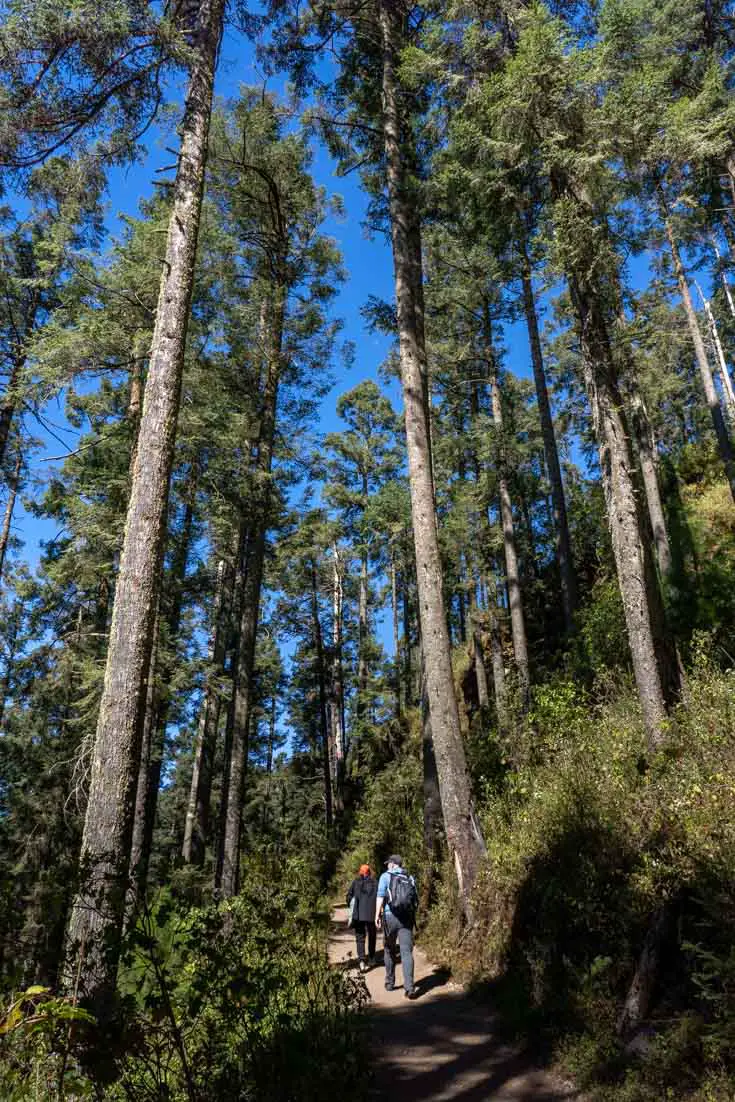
[337,738,423,891]
[0,858,369,1101]
[0,986,96,1100]
[577,576,628,676]
[110,860,369,1101]
[429,665,735,1098]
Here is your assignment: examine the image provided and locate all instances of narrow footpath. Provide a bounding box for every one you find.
[329,905,581,1102]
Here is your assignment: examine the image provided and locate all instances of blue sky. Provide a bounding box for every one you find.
[12,26,404,565]
[9,19,715,578]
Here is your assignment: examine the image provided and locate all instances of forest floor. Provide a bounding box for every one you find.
[328,905,583,1101]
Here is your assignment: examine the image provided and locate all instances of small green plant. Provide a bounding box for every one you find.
[0,985,95,1100]
[108,862,370,1101]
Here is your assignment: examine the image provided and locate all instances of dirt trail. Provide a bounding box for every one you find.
[329,905,581,1101]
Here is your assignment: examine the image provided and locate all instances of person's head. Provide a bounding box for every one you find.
[386,854,403,871]
[359,863,371,878]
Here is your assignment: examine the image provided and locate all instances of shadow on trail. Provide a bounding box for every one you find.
[414,967,451,996]
[369,992,578,1101]
[330,904,576,1099]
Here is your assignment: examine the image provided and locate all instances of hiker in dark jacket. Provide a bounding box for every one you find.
[346,864,378,972]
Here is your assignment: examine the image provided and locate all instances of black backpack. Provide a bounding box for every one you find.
[387,872,418,923]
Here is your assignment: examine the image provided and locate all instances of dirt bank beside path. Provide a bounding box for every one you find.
[329,904,582,1101]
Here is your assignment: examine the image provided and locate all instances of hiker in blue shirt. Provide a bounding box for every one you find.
[375,854,418,999]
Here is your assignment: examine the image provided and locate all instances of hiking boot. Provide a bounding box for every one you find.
[384,983,395,991]
[359,959,367,974]
[404,989,418,1000]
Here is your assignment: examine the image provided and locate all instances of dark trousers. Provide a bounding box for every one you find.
[383,912,414,993]
[353,919,376,961]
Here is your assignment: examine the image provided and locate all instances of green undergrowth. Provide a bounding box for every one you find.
[423,656,735,1100]
[336,721,424,889]
[0,856,369,1101]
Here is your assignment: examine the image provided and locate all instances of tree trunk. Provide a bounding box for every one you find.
[456,584,467,644]
[402,554,412,707]
[0,355,24,472]
[214,525,245,894]
[701,291,735,419]
[329,546,345,814]
[489,610,508,731]
[391,551,402,716]
[520,491,540,582]
[420,658,443,912]
[629,392,673,579]
[0,600,20,729]
[665,218,735,501]
[311,563,333,831]
[331,544,346,778]
[261,693,277,834]
[380,0,485,917]
[520,242,577,630]
[486,304,530,704]
[219,289,284,898]
[567,270,675,749]
[182,557,229,865]
[62,0,225,1015]
[711,234,735,319]
[468,579,490,712]
[129,482,196,904]
[357,486,369,723]
[128,610,159,910]
[467,366,508,729]
[0,451,21,585]
[617,905,672,1036]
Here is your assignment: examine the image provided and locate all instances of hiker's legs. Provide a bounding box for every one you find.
[383,916,398,988]
[353,920,366,962]
[397,923,415,993]
[367,922,376,959]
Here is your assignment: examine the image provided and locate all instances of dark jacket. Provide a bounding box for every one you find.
[347,875,377,923]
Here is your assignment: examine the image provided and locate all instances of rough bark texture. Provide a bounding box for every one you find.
[520,245,577,630]
[702,294,735,418]
[666,219,735,502]
[487,595,508,732]
[402,558,412,707]
[630,392,672,579]
[380,0,485,917]
[420,660,444,913]
[214,525,245,894]
[330,544,346,804]
[712,235,735,319]
[327,553,343,815]
[128,614,159,908]
[182,557,229,865]
[311,563,333,830]
[568,272,673,749]
[468,581,490,712]
[0,452,21,584]
[219,289,284,898]
[617,905,672,1036]
[486,309,529,704]
[357,535,369,719]
[391,552,402,716]
[468,374,507,729]
[62,0,225,1014]
[129,486,195,903]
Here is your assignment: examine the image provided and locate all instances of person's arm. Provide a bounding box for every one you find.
[375,873,386,928]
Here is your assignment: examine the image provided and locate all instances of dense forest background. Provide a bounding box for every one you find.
[1,0,735,1098]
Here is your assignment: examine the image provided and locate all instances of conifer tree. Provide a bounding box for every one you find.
[63,0,227,1014]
